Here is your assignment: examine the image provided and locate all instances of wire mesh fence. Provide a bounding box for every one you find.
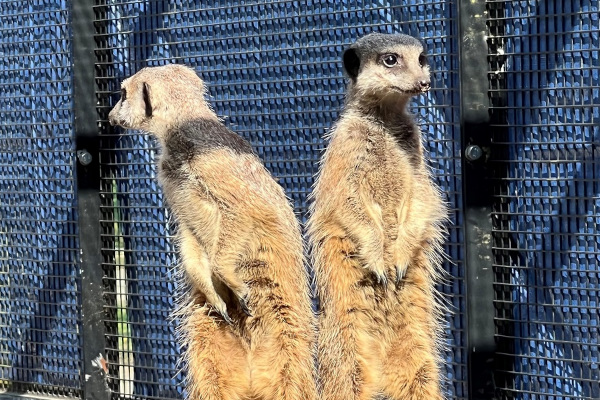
[489,1,600,399]
[0,0,597,399]
[0,0,81,396]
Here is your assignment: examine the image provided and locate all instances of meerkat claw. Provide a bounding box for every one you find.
[373,394,392,400]
[239,295,252,317]
[220,309,233,325]
[211,300,233,325]
[373,271,388,287]
[395,265,407,286]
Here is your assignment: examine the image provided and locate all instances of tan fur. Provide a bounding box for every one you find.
[109,64,317,400]
[307,34,448,400]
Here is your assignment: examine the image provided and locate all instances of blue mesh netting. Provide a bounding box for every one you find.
[496,1,600,399]
[0,0,81,395]
[99,1,465,399]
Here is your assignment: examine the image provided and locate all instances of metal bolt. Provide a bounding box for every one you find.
[77,150,93,166]
[464,145,483,161]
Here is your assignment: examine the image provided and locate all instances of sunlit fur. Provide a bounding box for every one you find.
[307,33,449,400]
[109,64,317,400]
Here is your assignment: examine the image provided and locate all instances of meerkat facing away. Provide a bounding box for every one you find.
[307,33,448,400]
[108,64,317,400]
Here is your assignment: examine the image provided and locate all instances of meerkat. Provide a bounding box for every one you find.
[307,33,448,400]
[108,64,317,400]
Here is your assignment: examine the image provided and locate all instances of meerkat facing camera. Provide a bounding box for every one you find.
[307,33,448,400]
[109,64,317,400]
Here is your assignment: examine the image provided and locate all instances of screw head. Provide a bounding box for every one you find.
[77,150,93,166]
[464,145,483,161]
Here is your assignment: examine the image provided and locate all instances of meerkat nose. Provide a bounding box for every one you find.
[108,109,117,126]
[108,116,124,127]
[418,80,431,91]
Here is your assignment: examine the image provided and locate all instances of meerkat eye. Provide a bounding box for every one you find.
[382,54,399,68]
[121,88,127,101]
[419,53,428,67]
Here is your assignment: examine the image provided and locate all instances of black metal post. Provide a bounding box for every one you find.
[72,0,111,398]
[458,0,497,399]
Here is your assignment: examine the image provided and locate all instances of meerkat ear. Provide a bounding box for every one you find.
[142,82,152,117]
[343,47,360,82]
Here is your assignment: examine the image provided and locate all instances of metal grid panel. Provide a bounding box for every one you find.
[488,0,600,398]
[94,1,465,398]
[0,0,81,397]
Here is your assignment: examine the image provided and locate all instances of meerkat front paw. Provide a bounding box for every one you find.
[212,264,252,317]
[238,292,252,317]
[230,283,252,316]
[395,263,408,286]
[364,258,388,287]
[392,240,414,286]
[221,276,252,317]
[206,293,233,325]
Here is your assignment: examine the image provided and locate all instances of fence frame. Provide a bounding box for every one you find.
[458,0,497,398]
[72,0,112,399]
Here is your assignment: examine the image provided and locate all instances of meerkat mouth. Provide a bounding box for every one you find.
[389,86,428,95]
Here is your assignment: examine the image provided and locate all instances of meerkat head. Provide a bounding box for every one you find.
[108,64,217,139]
[343,33,431,102]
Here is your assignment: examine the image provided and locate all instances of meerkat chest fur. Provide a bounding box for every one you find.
[334,112,442,240]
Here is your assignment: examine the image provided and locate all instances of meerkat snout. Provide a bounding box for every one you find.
[108,78,153,129]
[108,108,127,127]
[343,32,431,96]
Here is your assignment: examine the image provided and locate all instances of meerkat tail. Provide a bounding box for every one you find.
[313,236,382,400]
[379,264,445,400]
[229,233,317,400]
[180,303,250,400]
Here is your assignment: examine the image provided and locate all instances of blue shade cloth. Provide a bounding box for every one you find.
[98,1,465,399]
[492,1,600,399]
[0,0,81,395]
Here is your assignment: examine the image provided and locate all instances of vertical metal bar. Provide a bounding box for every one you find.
[72,0,111,398]
[457,0,497,399]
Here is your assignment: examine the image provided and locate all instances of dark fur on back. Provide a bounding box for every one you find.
[162,119,255,180]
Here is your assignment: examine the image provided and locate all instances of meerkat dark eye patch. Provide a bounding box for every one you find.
[419,53,428,67]
[143,82,152,117]
[343,48,361,82]
[121,88,127,101]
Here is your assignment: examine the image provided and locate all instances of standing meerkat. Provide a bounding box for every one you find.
[108,64,317,400]
[307,33,448,400]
